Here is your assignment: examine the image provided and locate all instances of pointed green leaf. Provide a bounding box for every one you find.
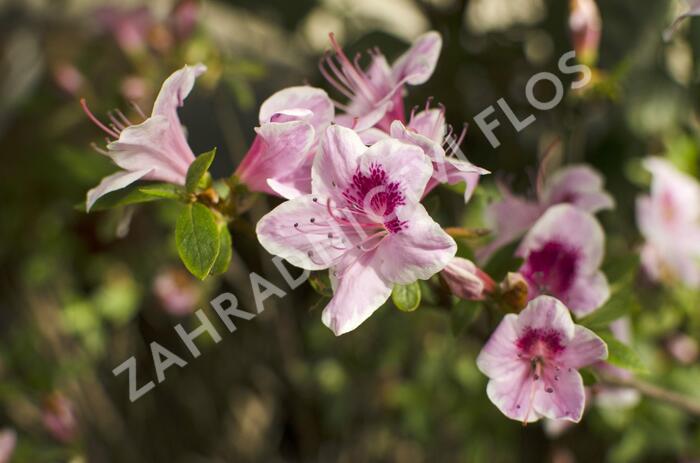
[210,223,232,275]
[599,333,648,374]
[139,183,184,200]
[79,183,166,212]
[175,203,220,280]
[392,282,421,312]
[186,148,216,193]
[579,287,639,329]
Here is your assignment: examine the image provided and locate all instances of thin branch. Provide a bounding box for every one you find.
[600,373,700,417]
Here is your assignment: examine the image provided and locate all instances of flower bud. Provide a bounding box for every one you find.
[569,0,601,67]
[42,393,77,443]
[0,429,16,463]
[153,267,201,316]
[499,272,529,312]
[441,258,495,301]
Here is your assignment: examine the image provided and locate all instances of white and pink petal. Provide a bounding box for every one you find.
[321,250,393,336]
[374,204,456,285]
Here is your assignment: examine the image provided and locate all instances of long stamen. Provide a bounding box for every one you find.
[114,108,133,126]
[90,142,109,155]
[424,96,434,111]
[130,101,147,119]
[523,361,543,426]
[80,98,120,138]
[107,112,126,131]
[453,123,468,151]
[328,33,376,102]
[320,56,355,100]
[410,105,419,121]
[434,102,446,137]
[357,230,387,251]
[329,98,351,112]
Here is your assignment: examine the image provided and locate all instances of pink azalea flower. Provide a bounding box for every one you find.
[478,164,614,263]
[390,105,489,202]
[170,0,199,40]
[664,0,700,41]
[42,393,78,443]
[516,204,610,317]
[441,257,495,301]
[637,158,700,288]
[321,31,442,132]
[666,333,699,365]
[256,125,456,335]
[82,63,206,211]
[476,295,608,423]
[153,267,201,316]
[569,0,602,67]
[0,429,16,463]
[94,6,155,53]
[235,86,334,199]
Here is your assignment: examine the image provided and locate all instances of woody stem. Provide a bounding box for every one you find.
[599,373,700,417]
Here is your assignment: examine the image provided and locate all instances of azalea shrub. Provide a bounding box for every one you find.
[2,0,700,462]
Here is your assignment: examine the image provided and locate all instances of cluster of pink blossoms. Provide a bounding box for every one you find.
[85,30,700,426]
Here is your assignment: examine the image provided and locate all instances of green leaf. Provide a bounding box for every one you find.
[579,368,599,386]
[600,334,648,373]
[392,282,421,312]
[175,203,220,280]
[483,241,523,282]
[579,289,639,329]
[185,148,216,193]
[451,300,482,337]
[210,223,232,275]
[309,271,333,298]
[80,183,165,212]
[139,183,184,200]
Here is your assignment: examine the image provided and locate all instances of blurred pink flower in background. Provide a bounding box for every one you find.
[257,125,456,335]
[440,257,495,301]
[236,86,334,199]
[171,0,199,40]
[82,63,206,211]
[153,267,201,316]
[52,63,84,96]
[120,75,149,102]
[94,6,154,54]
[664,0,700,41]
[569,0,602,67]
[42,393,78,443]
[478,164,614,263]
[0,429,16,463]
[516,204,610,317]
[477,295,608,423]
[322,31,442,132]
[666,333,699,365]
[636,158,700,288]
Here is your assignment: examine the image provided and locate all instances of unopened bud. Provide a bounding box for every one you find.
[441,258,495,301]
[569,0,601,67]
[500,272,529,312]
[0,429,16,463]
[42,393,78,443]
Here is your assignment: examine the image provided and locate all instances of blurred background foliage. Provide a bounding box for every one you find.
[0,0,699,461]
